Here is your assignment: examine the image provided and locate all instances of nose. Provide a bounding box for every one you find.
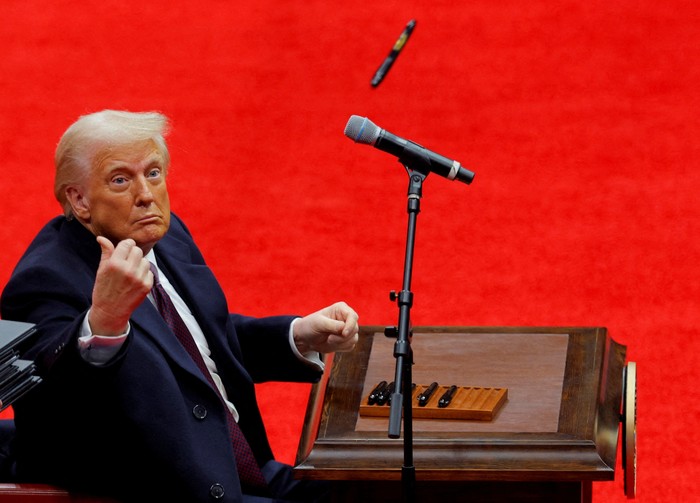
[133,175,155,205]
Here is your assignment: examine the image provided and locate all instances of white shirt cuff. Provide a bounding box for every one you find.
[289,318,324,371]
[78,310,129,365]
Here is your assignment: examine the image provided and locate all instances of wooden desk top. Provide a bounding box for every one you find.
[358,331,568,433]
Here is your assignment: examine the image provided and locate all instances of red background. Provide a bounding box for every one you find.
[2,1,699,501]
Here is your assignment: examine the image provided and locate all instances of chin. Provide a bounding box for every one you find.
[135,226,168,249]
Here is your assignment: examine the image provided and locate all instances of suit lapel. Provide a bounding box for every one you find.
[130,293,211,386]
[151,229,255,397]
[150,236,231,348]
[139,228,250,391]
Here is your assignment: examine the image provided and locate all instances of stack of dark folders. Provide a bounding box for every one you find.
[0,320,41,412]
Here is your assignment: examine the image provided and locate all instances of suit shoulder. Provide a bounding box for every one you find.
[167,212,194,237]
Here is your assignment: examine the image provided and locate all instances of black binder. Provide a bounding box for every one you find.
[0,320,37,362]
[0,320,41,411]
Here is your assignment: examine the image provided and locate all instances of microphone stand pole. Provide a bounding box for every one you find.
[387,166,428,503]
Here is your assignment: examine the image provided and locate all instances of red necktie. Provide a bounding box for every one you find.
[149,264,268,490]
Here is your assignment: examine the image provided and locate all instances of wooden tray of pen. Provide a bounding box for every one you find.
[359,382,508,421]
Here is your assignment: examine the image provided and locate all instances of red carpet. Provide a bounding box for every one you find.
[2,1,699,501]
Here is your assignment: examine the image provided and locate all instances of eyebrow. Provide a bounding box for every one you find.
[103,152,167,172]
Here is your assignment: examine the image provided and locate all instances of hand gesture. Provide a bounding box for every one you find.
[88,237,153,336]
[292,301,359,354]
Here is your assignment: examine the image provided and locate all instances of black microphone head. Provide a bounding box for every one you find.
[344,115,381,145]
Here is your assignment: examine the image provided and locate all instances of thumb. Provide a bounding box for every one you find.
[96,236,115,261]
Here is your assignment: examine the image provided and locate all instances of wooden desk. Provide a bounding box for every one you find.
[295,326,628,502]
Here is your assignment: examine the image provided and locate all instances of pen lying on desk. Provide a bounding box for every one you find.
[367,380,387,405]
[438,385,458,408]
[417,381,438,407]
[377,381,394,405]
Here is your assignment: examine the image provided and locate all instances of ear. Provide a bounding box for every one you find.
[65,185,91,221]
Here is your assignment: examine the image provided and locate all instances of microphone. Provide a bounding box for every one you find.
[344,115,474,185]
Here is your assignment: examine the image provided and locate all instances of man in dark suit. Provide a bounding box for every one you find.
[0,110,359,502]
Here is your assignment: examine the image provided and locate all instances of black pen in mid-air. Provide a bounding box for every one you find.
[371,19,416,87]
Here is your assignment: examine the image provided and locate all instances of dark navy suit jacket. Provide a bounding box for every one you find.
[0,214,322,502]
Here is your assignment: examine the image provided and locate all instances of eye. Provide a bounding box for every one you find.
[147,167,163,179]
[112,175,128,185]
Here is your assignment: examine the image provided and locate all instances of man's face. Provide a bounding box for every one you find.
[69,140,171,252]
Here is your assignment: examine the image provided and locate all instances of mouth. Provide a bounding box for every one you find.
[136,215,163,225]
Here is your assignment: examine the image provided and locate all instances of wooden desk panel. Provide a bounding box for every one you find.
[295,326,626,502]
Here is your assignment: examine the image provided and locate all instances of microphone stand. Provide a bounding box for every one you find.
[386,165,428,503]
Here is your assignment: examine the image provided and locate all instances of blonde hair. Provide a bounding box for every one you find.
[54,110,171,217]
